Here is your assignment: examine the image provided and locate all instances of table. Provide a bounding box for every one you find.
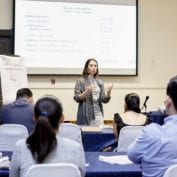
[0,152,142,177]
[0,152,11,177]
[85,152,142,177]
[144,111,167,125]
[82,128,116,151]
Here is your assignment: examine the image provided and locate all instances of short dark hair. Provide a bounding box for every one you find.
[82,58,99,77]
[16,88,33,99]
[166,75,177,110]
[125,93,141,113]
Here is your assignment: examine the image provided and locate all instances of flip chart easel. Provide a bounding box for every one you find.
[0,55,28,105]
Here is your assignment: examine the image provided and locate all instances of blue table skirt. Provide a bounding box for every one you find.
[144,111,167,125]
[85,152,142,177]
[83,130,116,151]
[0,170,8,177]
[0,152,11,177]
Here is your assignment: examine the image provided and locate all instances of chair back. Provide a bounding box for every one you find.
[26,163,81,177]
[163,164,177,177]
[117,125,144,152]
[59,123,83,144]
[0,124,28,151]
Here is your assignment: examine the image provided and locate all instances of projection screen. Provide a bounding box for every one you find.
[14,0,138,75]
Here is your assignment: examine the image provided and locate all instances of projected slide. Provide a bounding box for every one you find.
[14,0,137,75]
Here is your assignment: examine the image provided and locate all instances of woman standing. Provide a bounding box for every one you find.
[74,58,112,126]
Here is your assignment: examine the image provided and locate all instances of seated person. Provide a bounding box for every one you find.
[100,93,148,151]
[0,88,35,133]
[113,93,148,140]
[128,76,177,177]
[101,93,148,152]
[10,95,85,177]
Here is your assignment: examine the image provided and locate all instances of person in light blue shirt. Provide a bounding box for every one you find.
[128,75,177,177]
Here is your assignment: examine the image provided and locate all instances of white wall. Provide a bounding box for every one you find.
[1,0,177,121]
[0,0,13,29]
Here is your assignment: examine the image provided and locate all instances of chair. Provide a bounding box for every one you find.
[117,125,144,152]
[26,163,81,177]
[0,124,28,151]
[163,164,177,177]
[59,123,83,144]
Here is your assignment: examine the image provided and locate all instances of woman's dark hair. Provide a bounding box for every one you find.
[26,96,63,163]
[167,75,177,110]
[82,58,99,77]
[125,93,141,113]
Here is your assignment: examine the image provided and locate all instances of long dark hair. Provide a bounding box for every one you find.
[125,93,141,113]
[26,96,63,163]
[82,58,99,77]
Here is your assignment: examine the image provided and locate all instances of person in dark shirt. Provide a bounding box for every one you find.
[0,88,35,133]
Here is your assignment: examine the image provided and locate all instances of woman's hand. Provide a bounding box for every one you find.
[106,84,113,96]
[79,85,93,100]
[84,85,93,96]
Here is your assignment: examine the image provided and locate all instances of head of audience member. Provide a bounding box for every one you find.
[26,95,64,163]
[16,88,33,103]
[165,75,177,115]
[82,58,99,78]
[124,93,141,113]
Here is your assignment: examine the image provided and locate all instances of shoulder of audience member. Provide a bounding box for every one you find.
[58,136,82,148]
[140,113,148,119]
[1,102,14,109]
[14,139,26,150]
[142,123,162,138]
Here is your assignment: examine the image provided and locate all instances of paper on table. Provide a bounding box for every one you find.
[99,155,133,165]
[85,163,90,167]
[0,156,10,169]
